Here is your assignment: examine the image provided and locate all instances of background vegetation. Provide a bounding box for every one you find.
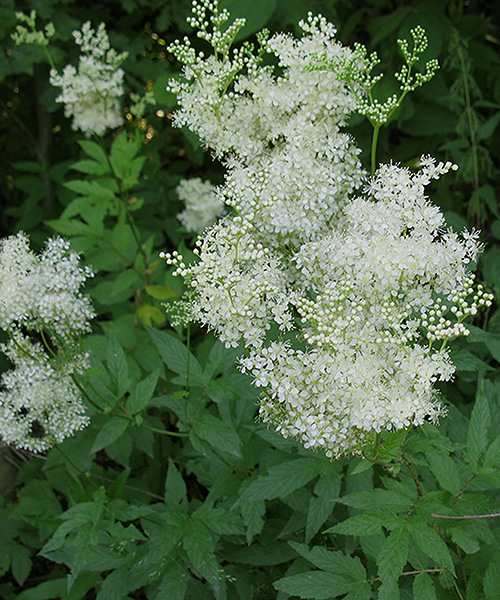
[0,0,499,598]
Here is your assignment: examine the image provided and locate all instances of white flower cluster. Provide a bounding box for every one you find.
[0,233,95,452]
[165,1,492,457]
[176,177,225,233]
[49,22,127,137]
[168,4,364,248]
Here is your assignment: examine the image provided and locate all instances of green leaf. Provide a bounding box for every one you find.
[377,577,399,600]
[204,341,241,381]
[148,326,205,386]
[96,568,130,600]
[289,543,368,584]
[327,514,383,537]
[164,459,187,507]
[220,0,277,41]
[183,519,218,582]
[16,578,67,600]
[64,179,116,202]
[192,414,242,458]
[377,526,409,581]
[112,269,140,297]
[273,571,353,599]
[91,417,129,453]
[71,159,110,176]
[193,504,244,535]
[465,379,490,467]
[106,334,131,399]
[426,452,462,495]
[451,527,480,554]
[241,500,265,544]
[306,469,340,542]
[413,573,437,600]
[137,304,167,326]
[126,369,160,414]
[407,521,454,573]
[239,458,323,503]
[484,554,500,600]
[78,139,108,165]
[145,285,176,300]
[341,489,414,513]
[156,563,189,600]
[10,545,31,586]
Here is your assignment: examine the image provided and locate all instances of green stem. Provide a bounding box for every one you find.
[371,125,380,177]
[140,422,188,438]
[54,445,99,489]
[42,46,56,71]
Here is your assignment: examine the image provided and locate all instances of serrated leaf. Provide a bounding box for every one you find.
[426,452,462,495]
[273,571,351,599]
[482,434,500,469]
[164,459,187,507]
[96,568,130,600]
[106,335,130,398]
[450,527,480,554]
[484,554,500,599]
[126,369,160,414]
[412,572,437,600]
[377,577,399,600]
[241,500,265,544]
[193,504,244,535]
[64,179,116,202]
[11,545,31,586]
[148,326,205,386]
[239,458,323,503]
[156,563,189,600]
[78,139,108,164]
[204,340,241,381]
[16,578,67,600]
[377,526,409,581]
[91,417,129,453]
[328,514,383,537]
[306,471,340,542]
[289,542,368,587]
[71,158,110,176]
[183,519,218,582]
[466,379,490,467]
[341,489,414,513]
[192,414,242,458]
[407,521,454,573]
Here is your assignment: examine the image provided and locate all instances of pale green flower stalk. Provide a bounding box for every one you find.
[11,10,56,69]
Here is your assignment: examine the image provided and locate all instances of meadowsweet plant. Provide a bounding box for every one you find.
[49,21,128,136]
[165,0,492,458]
[0,233,94,452]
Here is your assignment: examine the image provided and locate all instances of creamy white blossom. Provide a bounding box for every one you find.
[0,334,89,453]
[177,177,225,233]
[49,21,127,136]
[165,1,492,457]
[0,233,95,452]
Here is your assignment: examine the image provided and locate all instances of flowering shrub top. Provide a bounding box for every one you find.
[163,1,494,458]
